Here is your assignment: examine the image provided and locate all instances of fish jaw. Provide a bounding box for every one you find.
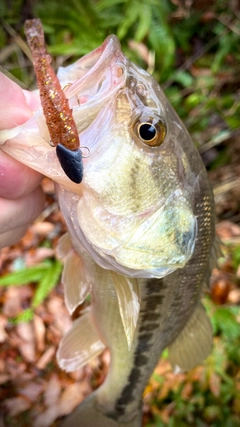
[0,35,126,191]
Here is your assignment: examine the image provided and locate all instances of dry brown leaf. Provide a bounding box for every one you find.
[236,266,240,279]
[209,372,221,397]
[33,314,46,352]
[128,40,149,63]
[25,247,55,266]
[0,374,10,384]
[31,221,56,236]
[228,288,240,303]
[0,415,6,427]
[211,273,232,304]
[18,381,44,402]
[34,382,92,426]
[216,221,240,240]
[4,396,31,416]
[44,374,61,407]
[47,296,72,335]
[36,346,56,370]
[186,365,204,382]
[153,359,171,376]
[16,322,36,362]
[20,228,36,248]
[0,315,7,342]
[0,358,4,373]
[34,406,59,427]
[3,286,33,318]
[181,381,193,400]
[57,381,92,416]
[5,358,27,380]
[3,287,24,317]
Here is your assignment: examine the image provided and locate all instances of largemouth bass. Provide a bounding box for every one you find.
[0,26,218,427]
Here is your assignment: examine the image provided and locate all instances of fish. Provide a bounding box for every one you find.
[0,24,218,427]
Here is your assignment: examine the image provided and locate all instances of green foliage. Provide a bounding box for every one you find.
[0,259,62,323]
[233,245,240,270]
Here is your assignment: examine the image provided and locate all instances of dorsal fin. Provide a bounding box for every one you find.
[168,303,212,373]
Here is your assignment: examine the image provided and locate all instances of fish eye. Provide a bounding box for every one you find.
[134,116,166,147]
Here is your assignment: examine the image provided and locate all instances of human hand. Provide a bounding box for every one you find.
[0,73,45,249]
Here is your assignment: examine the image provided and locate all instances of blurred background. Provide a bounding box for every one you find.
[0,0,240,426]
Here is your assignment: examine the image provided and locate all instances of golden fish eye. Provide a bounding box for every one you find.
[134,117,166,147]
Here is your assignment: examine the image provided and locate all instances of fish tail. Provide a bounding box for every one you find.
[24,19,46,58]
[60,392,142,427]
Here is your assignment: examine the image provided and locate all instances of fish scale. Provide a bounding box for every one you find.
[112,279,168,420]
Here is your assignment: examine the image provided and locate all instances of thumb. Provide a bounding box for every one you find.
[0,72,40,129]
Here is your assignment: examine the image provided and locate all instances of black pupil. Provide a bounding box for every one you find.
[139,123,156,141]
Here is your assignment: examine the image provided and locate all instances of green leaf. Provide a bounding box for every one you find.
[135,4,152,41]
[173,71,195,88]
[117,1,139,40]
[96,0,127,11]
[213,306,240,340]
[11,308,34,324]
[32,260,62,308]
[148,23,175,78]
[0,264,50,287]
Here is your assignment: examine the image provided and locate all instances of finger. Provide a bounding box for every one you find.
[23,88,41,111]
[0,73,34,128]
[0,151,43,199]
[0,186,45,235]
[0,225,29,249]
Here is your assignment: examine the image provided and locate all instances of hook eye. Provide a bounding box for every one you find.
[81,146,91,158]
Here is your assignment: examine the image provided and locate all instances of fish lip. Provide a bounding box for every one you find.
[57,35,127,102]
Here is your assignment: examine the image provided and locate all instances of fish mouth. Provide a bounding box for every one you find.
[57,35,127,111]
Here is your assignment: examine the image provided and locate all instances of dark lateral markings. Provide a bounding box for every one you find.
[111,278,168,419]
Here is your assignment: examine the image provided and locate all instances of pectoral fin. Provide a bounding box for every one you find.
[168,303,212,373]
[56,233,92,314]
[57,308,106,372]
[56,233,72,259]
[62,249,90,314]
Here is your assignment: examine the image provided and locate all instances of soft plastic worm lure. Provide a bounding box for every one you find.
[24,18,83,184]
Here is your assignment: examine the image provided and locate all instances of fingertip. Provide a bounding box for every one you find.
[0,184,46,234]
[0,151,44,199]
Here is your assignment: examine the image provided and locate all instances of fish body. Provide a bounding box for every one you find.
[0,34,216,426]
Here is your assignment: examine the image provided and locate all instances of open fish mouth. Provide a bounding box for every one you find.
[57,35,126,112]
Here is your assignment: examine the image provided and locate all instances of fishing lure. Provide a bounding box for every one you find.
[24,18,83,184]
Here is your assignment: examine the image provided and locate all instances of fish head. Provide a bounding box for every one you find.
[1,35,200,278]
[56,38,201,279]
